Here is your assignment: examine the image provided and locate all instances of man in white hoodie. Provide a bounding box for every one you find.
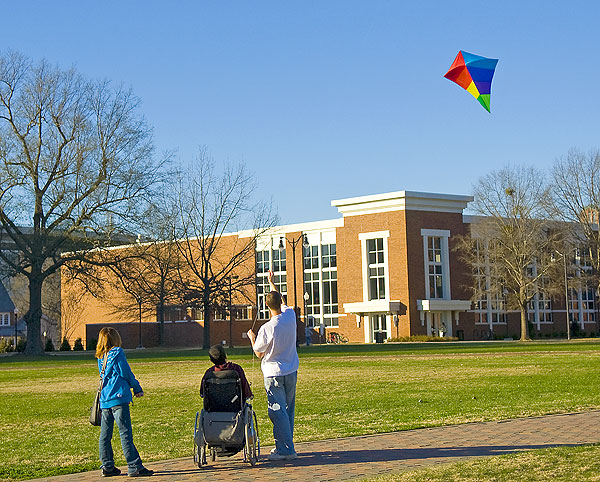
[247,270,299,460]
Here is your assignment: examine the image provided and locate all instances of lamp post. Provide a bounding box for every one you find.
[279,234,309,313]
[228,275,239,347]
[562,251,571,341]
[304,291,310,345]
[13,307,18,350]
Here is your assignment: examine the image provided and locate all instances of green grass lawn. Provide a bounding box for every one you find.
[363,444,600,482]
[1,340,600,481]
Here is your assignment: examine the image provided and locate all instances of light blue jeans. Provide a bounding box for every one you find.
[99,404,143,475]
[264,371,297,455]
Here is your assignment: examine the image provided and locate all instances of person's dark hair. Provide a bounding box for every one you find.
[266,291,282,311]
[209,344,227,365]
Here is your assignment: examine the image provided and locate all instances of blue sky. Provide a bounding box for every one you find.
[2,1,598,223]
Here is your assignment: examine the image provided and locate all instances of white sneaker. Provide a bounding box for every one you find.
[267,452,287,461]
[267,451,298,461]
[270,448,278,455]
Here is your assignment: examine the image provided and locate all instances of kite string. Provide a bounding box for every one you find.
[249,310,259,389]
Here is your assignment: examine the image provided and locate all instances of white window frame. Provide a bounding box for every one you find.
[421,229,451,300]
[359,231,390,302]
[526,263,552,329]
[256,237,287,320]
[303,231,338,328]
[0,313,9,326]
[472,239,507,327]
[568,249,596,328]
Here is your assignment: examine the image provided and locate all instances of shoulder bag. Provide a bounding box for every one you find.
[89,354,108,426]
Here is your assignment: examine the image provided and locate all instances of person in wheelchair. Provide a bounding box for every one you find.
[200,344,252,401]
[194,344,259,466]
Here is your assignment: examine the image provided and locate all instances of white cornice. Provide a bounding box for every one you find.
[331,190,474,217]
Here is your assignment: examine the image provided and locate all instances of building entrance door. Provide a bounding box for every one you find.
[370,314,387,343]
[429,312,450,338]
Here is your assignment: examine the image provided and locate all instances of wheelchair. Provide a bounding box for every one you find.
[193,369,260,467]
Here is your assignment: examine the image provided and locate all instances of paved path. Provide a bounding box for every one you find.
[27,411,600,482]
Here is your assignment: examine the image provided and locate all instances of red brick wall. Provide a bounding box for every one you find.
[336,210,411,342]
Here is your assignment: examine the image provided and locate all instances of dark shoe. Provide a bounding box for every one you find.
[102,466,121,477]
[128,467,154,477]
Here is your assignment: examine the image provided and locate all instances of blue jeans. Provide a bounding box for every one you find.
[99,404,143,474]
[264,371,297,455]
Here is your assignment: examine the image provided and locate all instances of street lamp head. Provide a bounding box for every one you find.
[302,234,309,248]
[304,292,310,301]
[279,237,284,249]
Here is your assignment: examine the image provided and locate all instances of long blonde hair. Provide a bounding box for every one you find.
[95,327,122,359]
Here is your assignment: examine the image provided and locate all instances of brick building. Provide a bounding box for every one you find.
[62,190,586,348]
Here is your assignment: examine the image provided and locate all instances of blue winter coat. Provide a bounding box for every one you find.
[98,347,142,409]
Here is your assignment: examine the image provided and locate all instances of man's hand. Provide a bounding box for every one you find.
[247,329,264,358]
[267,269,276,290]
[134,391,144,398]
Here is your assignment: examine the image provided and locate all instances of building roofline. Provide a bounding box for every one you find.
[331,190,474,217]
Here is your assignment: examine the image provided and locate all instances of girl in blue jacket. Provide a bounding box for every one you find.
[96,327,153,477]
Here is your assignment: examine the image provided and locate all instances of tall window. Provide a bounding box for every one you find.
[473,239,506,324]
[256,246,287,319]
[568,248,596,328]
[0,313,9,326]
[427,236,444,299]
[304,271,320,325]
[303,241,338,327]
[527,264,552,327]
[367,238,385,300]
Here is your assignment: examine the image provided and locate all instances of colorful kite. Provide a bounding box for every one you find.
[444,50,498,113]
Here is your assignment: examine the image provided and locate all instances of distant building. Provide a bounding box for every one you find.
[0,280,25,342]
[61,190,592,348]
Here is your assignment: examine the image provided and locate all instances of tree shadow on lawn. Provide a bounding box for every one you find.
[154,443,579,476]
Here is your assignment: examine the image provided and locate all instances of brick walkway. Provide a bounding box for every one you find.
[27,411,600,482]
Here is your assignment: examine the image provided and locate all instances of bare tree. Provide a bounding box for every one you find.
[174,150,277,348]
[0,51,164,354]
[461,166,561,341]
[551,149,600,292]
[100,203,185,345]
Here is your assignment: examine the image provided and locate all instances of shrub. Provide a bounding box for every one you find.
[87,337,97,351]
[45,339,54,351]
[59,337,71,351]
[387,335,459,342]
[0,337,13,353]
[591,332,596,338]
[73,338,84,351]
[545,333,551,338]
[16,337,26,352]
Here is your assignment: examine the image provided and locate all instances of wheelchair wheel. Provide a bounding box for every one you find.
[245,408,259,466]
[193,411,207,468]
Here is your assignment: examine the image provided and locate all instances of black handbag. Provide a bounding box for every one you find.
[89,354,108,426]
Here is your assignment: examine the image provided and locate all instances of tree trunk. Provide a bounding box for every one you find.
[24,275,44,355]
[157,300,165,346]
[519,306,530,341]
[202,290,211,349]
